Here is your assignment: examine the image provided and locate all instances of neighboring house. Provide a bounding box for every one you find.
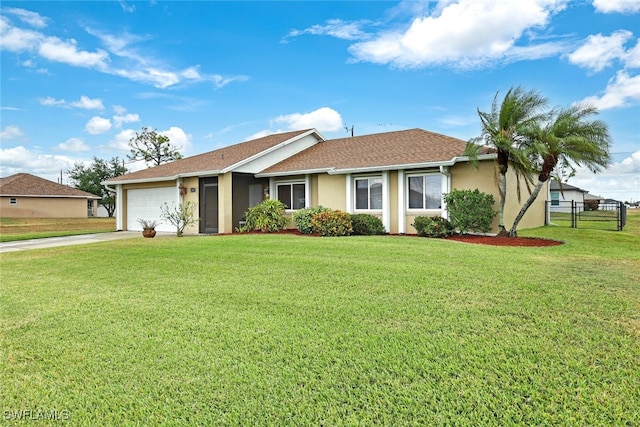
[549,180,606,212]
[104,128,548,235]
[0,173,101,218]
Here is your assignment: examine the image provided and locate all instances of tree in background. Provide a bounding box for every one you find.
[67,157,127,217]
[128,127,183,167]
[508,103,611,236]
[465,86,549,236]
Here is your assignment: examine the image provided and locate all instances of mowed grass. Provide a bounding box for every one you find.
[0,217,116,242]
[1,214,639,425]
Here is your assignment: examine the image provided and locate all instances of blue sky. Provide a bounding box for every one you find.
[1,0,639,202]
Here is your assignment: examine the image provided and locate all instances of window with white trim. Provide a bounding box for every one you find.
[276,182,306,210]
[551,192,560,206]
[407,174,442,210]
[10,198,17,205]
[355,177,382,210]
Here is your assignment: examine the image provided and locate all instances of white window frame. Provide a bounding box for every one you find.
[10,198,17,205]
[406,172,443,211]
[353,175,383,212]
[275,179,307,211]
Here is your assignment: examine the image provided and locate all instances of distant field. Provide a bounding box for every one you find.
[0,217,116,242]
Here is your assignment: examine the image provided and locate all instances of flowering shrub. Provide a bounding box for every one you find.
[311,210,353,237]
[292,206,331,234]
[412,216,455,238]
[350,213,385,235]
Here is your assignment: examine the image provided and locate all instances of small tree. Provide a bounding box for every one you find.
[242,199,289,232]
[160,201,198,237]
[67,157,127,217]
[129,126,183,167]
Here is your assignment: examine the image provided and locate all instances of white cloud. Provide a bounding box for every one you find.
[2,7,48,28]
[567,30,633,72]
[578,70,640,109]
[39,96,66,106]
[348,0,569,69]
[592,0,640,14]
[119,1,136,13]
[624,39,640,69]
[570,150,640,201]
[70,95,104,110]
[38,36,109,68]
[160,126,191,153]
[284,19,370,43]
[113,105,127,115]
[272,107,343,133]
[56,137,90,152]
[113,113,140,128]
[107,129,137,151]
[0,125,24,140]
[85,116,112,134]
[0,145,78,180]
[0,16,43,51]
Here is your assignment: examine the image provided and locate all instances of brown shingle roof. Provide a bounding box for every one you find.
[106,129,315,183]
[0,173,100,198]
[260,128,491,174]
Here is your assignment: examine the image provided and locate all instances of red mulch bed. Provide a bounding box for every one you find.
[446,234,563,247]
[231,229,562,246]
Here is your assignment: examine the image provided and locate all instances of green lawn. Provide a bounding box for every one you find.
[1,215,639,425]
[0,217,116,242]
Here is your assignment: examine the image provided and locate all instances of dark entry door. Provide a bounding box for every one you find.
[201,178,218,233]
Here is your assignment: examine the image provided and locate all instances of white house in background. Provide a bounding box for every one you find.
[549,180,604,212]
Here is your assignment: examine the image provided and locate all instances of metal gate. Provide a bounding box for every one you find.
[546,200,626,231]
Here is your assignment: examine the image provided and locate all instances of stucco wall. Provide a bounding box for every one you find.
[317,174,346,210]
[451,161,547,232]
[0,196,90,218]
[182,176,200,235]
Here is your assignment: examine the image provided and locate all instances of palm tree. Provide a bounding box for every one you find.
[508,103,611,236]
[465,86,549,235]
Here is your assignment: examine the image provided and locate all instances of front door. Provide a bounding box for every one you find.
[200,177,218,233]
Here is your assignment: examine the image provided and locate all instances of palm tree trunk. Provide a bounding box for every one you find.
[497,172,508,236]
[508,179,545,237]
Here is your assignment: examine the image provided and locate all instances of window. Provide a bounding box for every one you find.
[276,182,306,210]
[551,192,560,206]
[10,198,17,205]
[355,177,382,210]
[407,174,442,210]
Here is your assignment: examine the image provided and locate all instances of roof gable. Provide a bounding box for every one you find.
[0,173,100,198]
[106,129,322,183]
[259,128,493,175]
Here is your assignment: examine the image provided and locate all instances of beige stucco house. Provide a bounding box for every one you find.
[104,128,547,235]
[0,173,101,218]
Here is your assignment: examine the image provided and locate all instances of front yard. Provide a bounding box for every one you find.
[1,214,639,424]
[0,217,116,242]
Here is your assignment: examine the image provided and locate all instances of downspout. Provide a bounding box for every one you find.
[440,166,451,219]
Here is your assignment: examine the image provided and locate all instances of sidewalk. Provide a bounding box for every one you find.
[0,231,172,253]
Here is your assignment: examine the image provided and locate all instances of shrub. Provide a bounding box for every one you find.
[292,206,331,234]
[584,199,599,211]
[412,216,455,238]
[311,210,353,237]
[160,201,199,237]
[242,199,288,232]
[350,213,385,235]
[443,189,496,234]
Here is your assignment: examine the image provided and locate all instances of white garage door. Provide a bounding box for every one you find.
[127,187,177,232]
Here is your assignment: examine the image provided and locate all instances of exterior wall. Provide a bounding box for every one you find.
[316,174,346,211]
[451,161,547,232]
[181,176,200,235]
[0,196,91,218]
[218,172,234,234]
[388,171,399,234]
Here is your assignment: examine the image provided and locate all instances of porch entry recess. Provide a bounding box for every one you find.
[546,200,627,231]
[200,177,218,234]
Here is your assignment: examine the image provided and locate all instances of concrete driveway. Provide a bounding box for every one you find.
[0,231,173,253]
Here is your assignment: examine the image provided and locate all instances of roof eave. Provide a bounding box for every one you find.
[328,154,496,175]
[1,194,100,199]
[256,167,335,178]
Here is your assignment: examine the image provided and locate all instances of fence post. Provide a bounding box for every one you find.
[571,200,576,228]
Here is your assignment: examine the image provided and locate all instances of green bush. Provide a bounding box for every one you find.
[292,206,331,234]
[443,189,496,234]
[311,210,353,237]
[350,214,385,235]
[242,199,289,233]
[412,216,455,238]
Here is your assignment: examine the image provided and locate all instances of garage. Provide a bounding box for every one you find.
[126,187,177,232]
